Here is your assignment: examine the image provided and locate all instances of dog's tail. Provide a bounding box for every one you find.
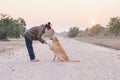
[69,60,80,62]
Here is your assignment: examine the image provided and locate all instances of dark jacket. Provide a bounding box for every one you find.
[24,25,45,43]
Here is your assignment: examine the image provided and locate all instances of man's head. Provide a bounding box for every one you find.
[45,22,51,32]
[44,22,55,39]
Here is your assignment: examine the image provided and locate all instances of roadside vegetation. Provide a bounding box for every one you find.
[0,14,26,40]
[67,16,120,39]
[57,16,120,50]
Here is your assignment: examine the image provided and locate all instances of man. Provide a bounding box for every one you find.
[24,22,54,62]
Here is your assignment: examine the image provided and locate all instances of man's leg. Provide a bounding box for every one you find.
[24,36,35,60]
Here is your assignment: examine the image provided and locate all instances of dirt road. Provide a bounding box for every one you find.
[0,38,120,80]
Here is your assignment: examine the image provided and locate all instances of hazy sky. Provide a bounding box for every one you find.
[0,0,120,32]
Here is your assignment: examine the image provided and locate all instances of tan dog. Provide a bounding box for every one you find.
[48,36,80,62]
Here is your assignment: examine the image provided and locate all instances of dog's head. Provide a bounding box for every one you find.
[50,36,59,42]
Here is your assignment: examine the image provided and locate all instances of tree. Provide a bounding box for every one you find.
[83,28,91,36]
[67,27,79,38]
[0,14,12,39]
[77,30,84,37]
[90,24,104,36]
[107,17,120,37]
[0,14,26,40]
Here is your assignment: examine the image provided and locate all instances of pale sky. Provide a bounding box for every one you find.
[0,0,120,32]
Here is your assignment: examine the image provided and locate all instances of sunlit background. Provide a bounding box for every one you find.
[0,0,120,32]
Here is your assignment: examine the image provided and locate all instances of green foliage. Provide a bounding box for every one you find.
[77,30,84,37]
[67,27,79,38]
[107,17,120,37]
[0,14,26,39]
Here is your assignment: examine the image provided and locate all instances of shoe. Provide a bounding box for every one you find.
[31,59,40,62]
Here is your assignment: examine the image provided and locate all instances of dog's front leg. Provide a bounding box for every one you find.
[53,55,56,61]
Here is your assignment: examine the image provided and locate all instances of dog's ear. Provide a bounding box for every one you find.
[54,37,59,41]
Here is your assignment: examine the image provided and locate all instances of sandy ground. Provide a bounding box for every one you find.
[0,37,120,80]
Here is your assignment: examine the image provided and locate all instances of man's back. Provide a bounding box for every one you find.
[24,25,45,42]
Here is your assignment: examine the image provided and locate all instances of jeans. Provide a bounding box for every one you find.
[24,36,35,60]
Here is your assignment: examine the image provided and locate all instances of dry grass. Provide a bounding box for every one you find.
[76,37,120,50]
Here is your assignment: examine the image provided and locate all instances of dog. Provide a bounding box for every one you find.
[48,36,80,62]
